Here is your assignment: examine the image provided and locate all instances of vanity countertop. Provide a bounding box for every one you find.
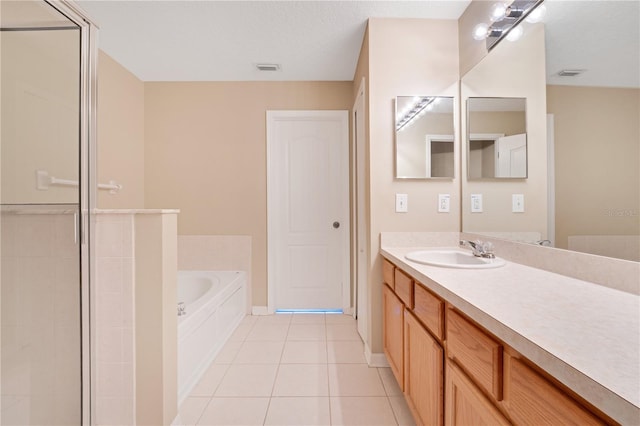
[381,246,640,425]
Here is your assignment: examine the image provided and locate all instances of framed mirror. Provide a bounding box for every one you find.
[467,97,527,179]
[395,96,455,179]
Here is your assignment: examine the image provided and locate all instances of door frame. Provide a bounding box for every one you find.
[352,78,368,341]
[266,110,351,314]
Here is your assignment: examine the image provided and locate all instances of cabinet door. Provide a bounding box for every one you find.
[445,361,511,426]
[404,310,444,426]
[383,284,404,388]
[504,354,606,425]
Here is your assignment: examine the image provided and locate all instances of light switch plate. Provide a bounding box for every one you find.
[396,193,408,213]
[512,194,525,212]
[438,194,450,213]
[471,194,483,213]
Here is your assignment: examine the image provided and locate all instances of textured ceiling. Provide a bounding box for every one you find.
[76,0,471,82]
[76,0,639,87]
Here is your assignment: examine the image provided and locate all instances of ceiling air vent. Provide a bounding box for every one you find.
[557,69,586,77]
[256,63,280,72]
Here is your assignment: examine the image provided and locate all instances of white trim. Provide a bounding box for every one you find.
[266,110,350,313]
[251,306,270,316]
[364,343,390,368]
[547,114,556,246]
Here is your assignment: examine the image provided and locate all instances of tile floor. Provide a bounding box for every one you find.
[177,313,416,426]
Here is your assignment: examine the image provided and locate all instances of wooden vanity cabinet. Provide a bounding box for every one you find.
[503,353,606,425]
[383,284,405,389]
[445,360,511,426]
[404,309,444,426]
[447,308,503,401]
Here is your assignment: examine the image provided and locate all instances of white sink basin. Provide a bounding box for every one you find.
[404,249,506,269]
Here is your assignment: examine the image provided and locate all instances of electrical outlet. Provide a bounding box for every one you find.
[471,194,483,213]
[395,193,408,213]
[438,194,450,213]
[512,194,525,212]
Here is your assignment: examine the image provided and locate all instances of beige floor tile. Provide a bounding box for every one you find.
[197,397,269,425]
[228,323,253,342]
[246,323,290,341]
[378,367,403,396]
[287,324,326,341]
[327,341,366,364]
[264,397,331,425]
[325,314,356,325]
[213,340,242,364]
[291,313,326,324]
[326,324,362,341]
[281,341,328,364]
[189,363,229,396]
[255,313,292,325]
[240,315,259,325]
[272,364,329,396]
[389,396,417,426]
[330,396,398,425]
[178,397,209,425]
[214,364,278,397]
[328,364,387,396]
[234,340,284,364]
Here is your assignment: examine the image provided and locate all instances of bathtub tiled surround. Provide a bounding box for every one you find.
[178,235,252,313]
[1,206,81,424]
[177,313,415,426]
[93,209,178,426]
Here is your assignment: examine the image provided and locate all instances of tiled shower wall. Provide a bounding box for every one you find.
[93,213,135,425]
[1,207,81,425]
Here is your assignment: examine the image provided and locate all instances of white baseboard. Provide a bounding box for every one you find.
[251,306,269,315]
[364,343,389,368]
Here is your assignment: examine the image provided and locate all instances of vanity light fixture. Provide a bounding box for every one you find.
[473,0,544,49]
[396,96,436,131]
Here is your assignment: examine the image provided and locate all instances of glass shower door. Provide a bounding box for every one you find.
[1,1,84,423]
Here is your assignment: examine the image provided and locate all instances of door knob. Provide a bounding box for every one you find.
[333,221,340,229]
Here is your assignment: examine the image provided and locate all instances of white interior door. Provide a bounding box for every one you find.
[267,110,349,311]
[496,133,527,177]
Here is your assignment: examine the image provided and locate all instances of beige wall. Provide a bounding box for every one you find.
[367,18,460,354]
[461,23,548,238]
[1,30,79,204]
[143,81,353,306]
[548,85,640,251]
[97,51,145,209]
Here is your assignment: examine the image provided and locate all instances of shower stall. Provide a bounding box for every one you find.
[1,0,96,424]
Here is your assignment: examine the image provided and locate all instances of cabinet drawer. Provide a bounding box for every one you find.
[413,282,444,341]
[447,308,503,401]
[382,258,395,289]
[504,353,605,425]
[394,268,414,308]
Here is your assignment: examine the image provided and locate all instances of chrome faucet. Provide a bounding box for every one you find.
[459,240,495,259]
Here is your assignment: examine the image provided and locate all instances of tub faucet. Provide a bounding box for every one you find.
[177,302,187,317]
[459,240,495,259]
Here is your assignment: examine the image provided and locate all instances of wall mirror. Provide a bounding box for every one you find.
[395,96,454,179]
[467,97,527,179]
[461,1,640,262]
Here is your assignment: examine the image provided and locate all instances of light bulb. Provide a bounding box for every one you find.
[490,2,507,22]
[506,25,524,42]
[473,23,489,41]
[525,4,547,23]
